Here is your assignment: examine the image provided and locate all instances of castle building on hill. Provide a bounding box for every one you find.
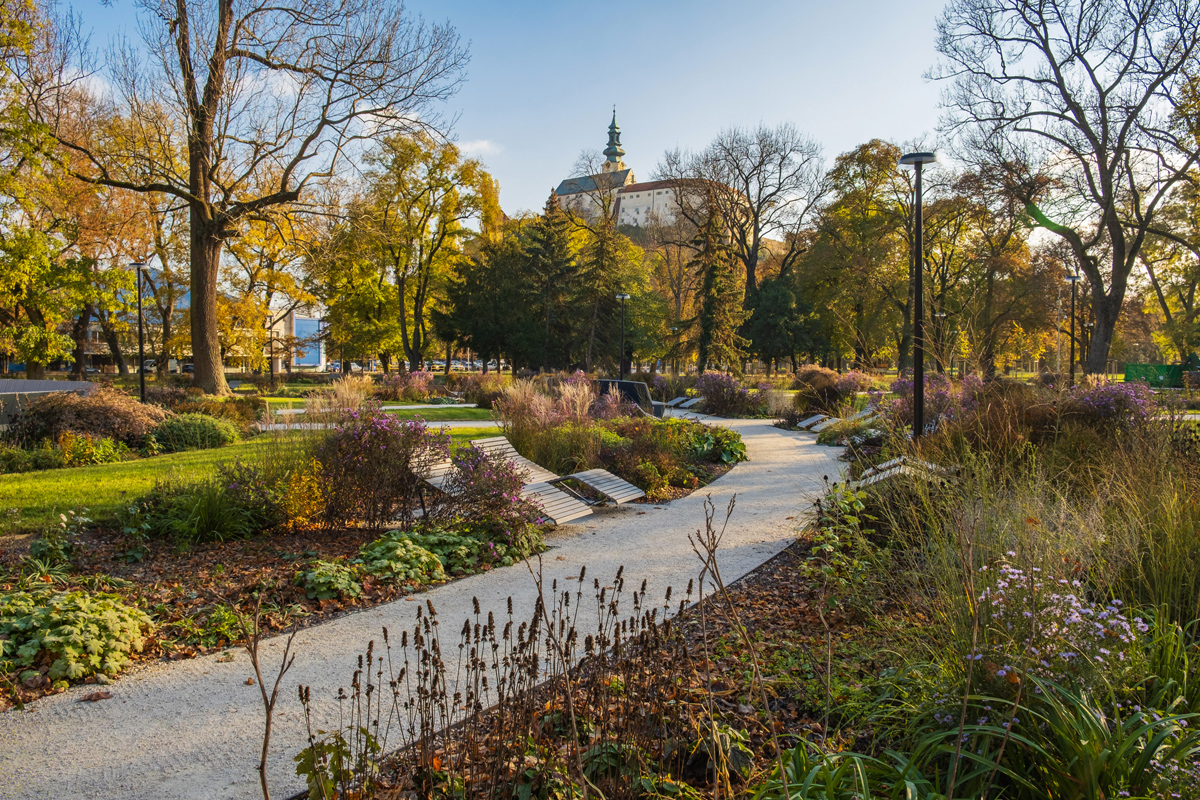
[554,111,684,227]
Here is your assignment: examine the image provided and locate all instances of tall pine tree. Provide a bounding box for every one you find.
[526,192,578,371]
[691,212,749,374]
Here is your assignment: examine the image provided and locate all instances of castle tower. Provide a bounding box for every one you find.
[601,107,627,173]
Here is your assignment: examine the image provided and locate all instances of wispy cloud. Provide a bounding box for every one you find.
[459,139,503,157]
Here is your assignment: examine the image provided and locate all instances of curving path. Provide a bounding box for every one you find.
[0,417,843,800]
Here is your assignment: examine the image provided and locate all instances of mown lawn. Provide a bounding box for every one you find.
[0,427,497,532]
[383,407,492,421]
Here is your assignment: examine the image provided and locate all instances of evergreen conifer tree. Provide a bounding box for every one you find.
[526,192,578,370]
[691,211,749,374]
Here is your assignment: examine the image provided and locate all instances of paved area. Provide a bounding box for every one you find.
[0,418,842,800]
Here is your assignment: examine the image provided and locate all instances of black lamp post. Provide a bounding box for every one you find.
[669,326,679,374]
[132,262,148,403]
[934,311,948,373]
[616,293,630,380]
[1066,273,1081,387]
[899,151,937,439]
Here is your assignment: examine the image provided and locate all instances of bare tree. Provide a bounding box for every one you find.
[934,0,1200,373]
[657,122,827,307]
[15,0,468,393]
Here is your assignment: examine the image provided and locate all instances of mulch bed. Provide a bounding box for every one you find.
[0,466,738,710]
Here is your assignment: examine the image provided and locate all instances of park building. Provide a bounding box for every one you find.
[554,111,687,227]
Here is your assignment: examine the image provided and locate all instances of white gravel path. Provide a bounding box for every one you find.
[0,418,842,800]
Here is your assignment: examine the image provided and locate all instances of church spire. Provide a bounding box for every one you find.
[603,106,625,165]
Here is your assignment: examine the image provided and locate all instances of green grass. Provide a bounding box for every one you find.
[384,407,493,421]
[0,427,498,533]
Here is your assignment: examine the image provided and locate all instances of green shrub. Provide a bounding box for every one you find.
[356,532,445,585]
[0,588,153,681]
[177,396,267,430]
[152,413,239,452]
[0,443,64,474]
[7,387,170,448]
[293,559,362,600]
[56,432,132,466]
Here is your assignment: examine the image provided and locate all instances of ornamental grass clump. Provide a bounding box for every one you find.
[312,407,450,530]
[305,374,375,420]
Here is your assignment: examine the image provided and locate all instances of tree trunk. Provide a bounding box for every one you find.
[99,313,129,376]
[1087,291,1122,375]
[190,216,230,395]
[70,305,93,379]
[27,363,46,380]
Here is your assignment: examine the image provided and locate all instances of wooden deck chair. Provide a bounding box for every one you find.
[796,414,828,430]
[565,468,645,503]
[469,436,558,483]
[469,436,645,506]
[811,417,842,433]
[679,396,705,409]
[418,453,592,525]
[665,396,689,408]
[521,482,593,524]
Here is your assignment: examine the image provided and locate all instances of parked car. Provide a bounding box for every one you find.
[181,363,194,374]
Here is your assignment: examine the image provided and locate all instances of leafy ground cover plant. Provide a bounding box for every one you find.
[355,533,445,585]
[0,442,66,474]
[0,586,153,685]
[293,559,362,601]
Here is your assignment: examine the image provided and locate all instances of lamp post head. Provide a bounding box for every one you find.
[1066,273,1082,284]
[615,293,630,301]
[899,152,938,169]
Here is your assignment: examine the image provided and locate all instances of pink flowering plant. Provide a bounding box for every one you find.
[312,405,450,529]
[694,372,770,417]
[376,369,436,402]
[433,444,543,556]
[1063,380,1155,429]
[973,558,1145,691]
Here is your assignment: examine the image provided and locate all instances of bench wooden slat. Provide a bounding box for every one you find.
[567,468,645,504]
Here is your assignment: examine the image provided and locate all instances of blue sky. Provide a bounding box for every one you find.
[71,0,949,214]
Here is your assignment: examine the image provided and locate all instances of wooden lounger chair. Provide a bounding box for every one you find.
[420,453,592,526]
[521,482,594,524]
[796,414,828,430]
[811,417,842,432]
[470,436,645,506]
[679,396,705,410]
[665,396,689,408]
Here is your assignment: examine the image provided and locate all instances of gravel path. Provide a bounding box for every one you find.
[0,418,843,800]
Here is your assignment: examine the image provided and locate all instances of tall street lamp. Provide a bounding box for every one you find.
[616,293,631,380]
[1066,273,1081,387]
[669,326,680,375]
[934,311,948,373]
[899,151,937,439]
[132,261,148,403]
